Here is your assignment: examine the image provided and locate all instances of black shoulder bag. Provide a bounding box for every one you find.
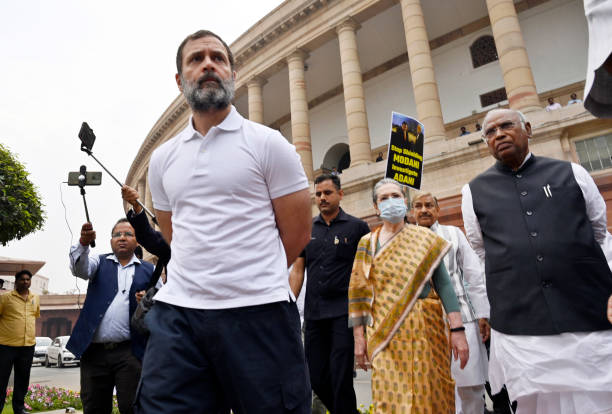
[131,254,169,335]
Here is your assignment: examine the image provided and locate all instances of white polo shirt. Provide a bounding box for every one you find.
[148,106,308,309]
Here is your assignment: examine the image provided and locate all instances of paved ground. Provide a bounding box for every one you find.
[25,365,372,412]
[29,365,81,391]
[354,369,373,409]
[42,410,81,414]
[24,366,489,412]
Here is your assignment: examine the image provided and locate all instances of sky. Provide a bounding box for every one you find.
[0,0,284,293]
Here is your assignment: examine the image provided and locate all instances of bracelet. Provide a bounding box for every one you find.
[450,326,465,332]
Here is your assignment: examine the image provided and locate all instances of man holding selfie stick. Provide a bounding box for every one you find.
[67,219,154,414]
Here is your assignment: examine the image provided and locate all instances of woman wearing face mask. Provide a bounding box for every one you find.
[348,178,468,413]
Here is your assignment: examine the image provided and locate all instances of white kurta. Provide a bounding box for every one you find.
[461,155,612,412]
[489,329,612,399]
[450,321,487,387]
[431,223,489,387]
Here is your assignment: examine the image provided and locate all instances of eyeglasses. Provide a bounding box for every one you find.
[482,121,523,141]
[112,231,135,238]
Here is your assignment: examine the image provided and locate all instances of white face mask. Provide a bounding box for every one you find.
[378,198,407,224]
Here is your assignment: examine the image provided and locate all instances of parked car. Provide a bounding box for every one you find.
[32,336,52,365]
[46,336,79,367]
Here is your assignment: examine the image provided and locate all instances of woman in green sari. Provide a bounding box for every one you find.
[349,178,468,413]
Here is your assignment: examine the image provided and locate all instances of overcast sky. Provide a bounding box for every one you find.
[0,0,284,293]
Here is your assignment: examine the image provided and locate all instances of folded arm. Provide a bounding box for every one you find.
[289,257,306,297]
[271,188,312,267]
[155,210,173,246]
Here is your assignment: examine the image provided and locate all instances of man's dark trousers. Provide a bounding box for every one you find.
[0,344,34,414]
[135,300,311,414]
[80,341,141,414]
[305,315,357,414]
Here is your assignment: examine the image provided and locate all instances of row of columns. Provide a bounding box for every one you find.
[246,0,540,178]
[287,50,315,181]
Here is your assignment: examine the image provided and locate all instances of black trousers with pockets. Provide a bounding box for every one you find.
[135,300,311,414]
[304,316,358,414]
[0,344,35,414]
[80,341,141,414]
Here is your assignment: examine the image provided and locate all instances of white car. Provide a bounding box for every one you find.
[32,337,52,365]
[46,336,79,367]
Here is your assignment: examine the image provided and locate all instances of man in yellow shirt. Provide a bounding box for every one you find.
[0,270,40,414]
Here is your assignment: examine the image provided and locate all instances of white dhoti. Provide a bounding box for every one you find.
[451,320,488,413]
[489,328,612,414]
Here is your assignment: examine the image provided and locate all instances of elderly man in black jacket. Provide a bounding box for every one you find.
[461,108,612,414]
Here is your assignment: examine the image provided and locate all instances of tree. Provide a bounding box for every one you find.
[0,143,46,245]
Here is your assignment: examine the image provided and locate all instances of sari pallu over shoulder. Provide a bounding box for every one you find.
[348,225,450,361]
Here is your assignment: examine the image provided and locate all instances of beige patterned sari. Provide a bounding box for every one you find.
[348,225,455,414]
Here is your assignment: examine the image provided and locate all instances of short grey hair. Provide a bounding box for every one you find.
[372,178,405,204]
[411,191,439,208]
[482,108,529,135]
[515,109,528,127]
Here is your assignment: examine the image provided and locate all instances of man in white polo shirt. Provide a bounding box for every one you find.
[135,30,312,414]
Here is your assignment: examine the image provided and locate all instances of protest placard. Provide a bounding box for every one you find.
[385,111,424,189]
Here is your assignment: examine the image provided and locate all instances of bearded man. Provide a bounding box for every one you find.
[135,30,312,414]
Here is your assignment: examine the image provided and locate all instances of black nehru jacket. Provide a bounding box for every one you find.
[469,155,612,335]
[302,208,370,320]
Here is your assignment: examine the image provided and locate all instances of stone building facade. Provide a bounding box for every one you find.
[125,0,612,234]
[0,257,79,338]
[37,294,84,338]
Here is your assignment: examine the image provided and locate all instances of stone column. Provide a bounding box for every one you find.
[247,76,266,124]
[137,178,146,203]
[486,0,540,112]
[144,177,154,227]
[336,19,372,166]
[399,0,447,145]
[287,50,314,182]
[129,177,146,213]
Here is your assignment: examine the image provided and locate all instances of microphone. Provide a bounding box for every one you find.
[78,165,87,187]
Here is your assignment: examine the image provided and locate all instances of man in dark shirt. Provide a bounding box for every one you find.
[290,174,370,414]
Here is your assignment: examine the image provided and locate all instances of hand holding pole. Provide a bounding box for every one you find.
[79,223,96,248]
[78,167,95,247]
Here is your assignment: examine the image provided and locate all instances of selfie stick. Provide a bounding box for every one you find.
[78,122,158,225]
[78,165,96,248]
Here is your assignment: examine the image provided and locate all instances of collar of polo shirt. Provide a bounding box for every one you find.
[182,105,244,142]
